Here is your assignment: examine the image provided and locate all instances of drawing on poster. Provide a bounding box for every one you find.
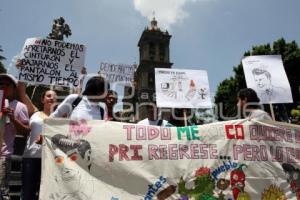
[251,66,287,103]
[49,134,94,200]
[160,74,207,101]
[155,69,212,108]
[242,55,293,104]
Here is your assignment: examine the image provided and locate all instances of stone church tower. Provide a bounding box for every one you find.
[123,17,172,121]
[135,17,173,120]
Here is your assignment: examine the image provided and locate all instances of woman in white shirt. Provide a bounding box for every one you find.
[18,82,57,200]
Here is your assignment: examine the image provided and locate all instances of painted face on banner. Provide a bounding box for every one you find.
[51,134,92,195]
[54,148,82,194]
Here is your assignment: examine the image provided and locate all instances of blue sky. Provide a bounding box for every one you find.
[1,0,300,95]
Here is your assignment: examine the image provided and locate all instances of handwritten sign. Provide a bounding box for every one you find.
[18,38,86,87]
[41,119,300,199]
[99,62,134,85]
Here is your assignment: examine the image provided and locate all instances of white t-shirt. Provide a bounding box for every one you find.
[50,94,104,120]
[248,109,272,120]
[137,118,169,126]
[23,111,45,158]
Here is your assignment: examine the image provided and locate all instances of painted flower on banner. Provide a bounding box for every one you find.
[178,166,216,199]
[261,184,286,200]
[195,167,211,177]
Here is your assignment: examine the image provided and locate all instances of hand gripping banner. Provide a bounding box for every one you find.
[41,119,300,200]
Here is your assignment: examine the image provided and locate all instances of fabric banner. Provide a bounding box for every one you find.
[242,55,293,104]
[99,62,135,85]
[18,38,86,87]
[41,119,300,200]
[155,68,212,108]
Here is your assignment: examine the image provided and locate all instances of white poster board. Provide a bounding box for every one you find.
[99,62,134,85]
[242,55,293,104]
[155,68,212,108]
[18,38,86,87]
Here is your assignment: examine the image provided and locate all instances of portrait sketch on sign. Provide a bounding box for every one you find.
[242,55,293,104]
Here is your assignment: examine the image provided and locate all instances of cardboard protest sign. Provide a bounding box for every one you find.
[99,62,134,85]
[155,68,212,108]
[41,119,300,199]
[242,55,293,104]
[18,38,86,87]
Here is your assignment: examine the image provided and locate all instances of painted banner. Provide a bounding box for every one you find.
[99,62,135,85]
[41,119,300,200]
[242,55,293,104]
[18,38,86,87]
[155,68,212,108]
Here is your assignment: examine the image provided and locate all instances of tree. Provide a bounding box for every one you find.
[0,45,6,73]
[215,38,300,121]
[47,17,72,41]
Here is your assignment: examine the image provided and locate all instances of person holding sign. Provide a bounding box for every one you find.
[237,88,272,120]
[0,74,30,200]
[17,81,57,200]
[50,76,108,120]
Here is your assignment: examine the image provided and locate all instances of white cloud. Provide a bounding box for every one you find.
[133,0,197,30]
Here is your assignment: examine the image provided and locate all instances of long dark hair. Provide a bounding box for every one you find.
[82,76,109,96]
[238,88,260,109]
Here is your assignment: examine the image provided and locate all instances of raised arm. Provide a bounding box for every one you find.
[17,81,38,117]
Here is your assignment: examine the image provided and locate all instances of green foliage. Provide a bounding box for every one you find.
[215,38,300,120]
[178,175,216,199]
[291,105,300,124]
[291,109,300,118]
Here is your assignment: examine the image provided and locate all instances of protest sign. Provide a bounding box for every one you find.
[18,38,86,87]
[242,55,293,104]
[41,119,300,199]
[155,68,212,108]
[99,62,134,85]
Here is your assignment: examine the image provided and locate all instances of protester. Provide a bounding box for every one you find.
[237,88,272,120]
[105,90,119,121]
[50,76,109,120]
[0,74,30,200]
[137,104,170,126]
[18,82,57,200]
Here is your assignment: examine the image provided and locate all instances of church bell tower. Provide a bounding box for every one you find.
[135,17,173,119]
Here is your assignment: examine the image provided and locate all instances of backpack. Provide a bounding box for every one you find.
[156,119,163,126]
[71,96,104,119]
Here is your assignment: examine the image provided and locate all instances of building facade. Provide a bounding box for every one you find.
[124,18,173,121]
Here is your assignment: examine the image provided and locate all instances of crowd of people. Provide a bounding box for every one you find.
[0,71,272,199]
